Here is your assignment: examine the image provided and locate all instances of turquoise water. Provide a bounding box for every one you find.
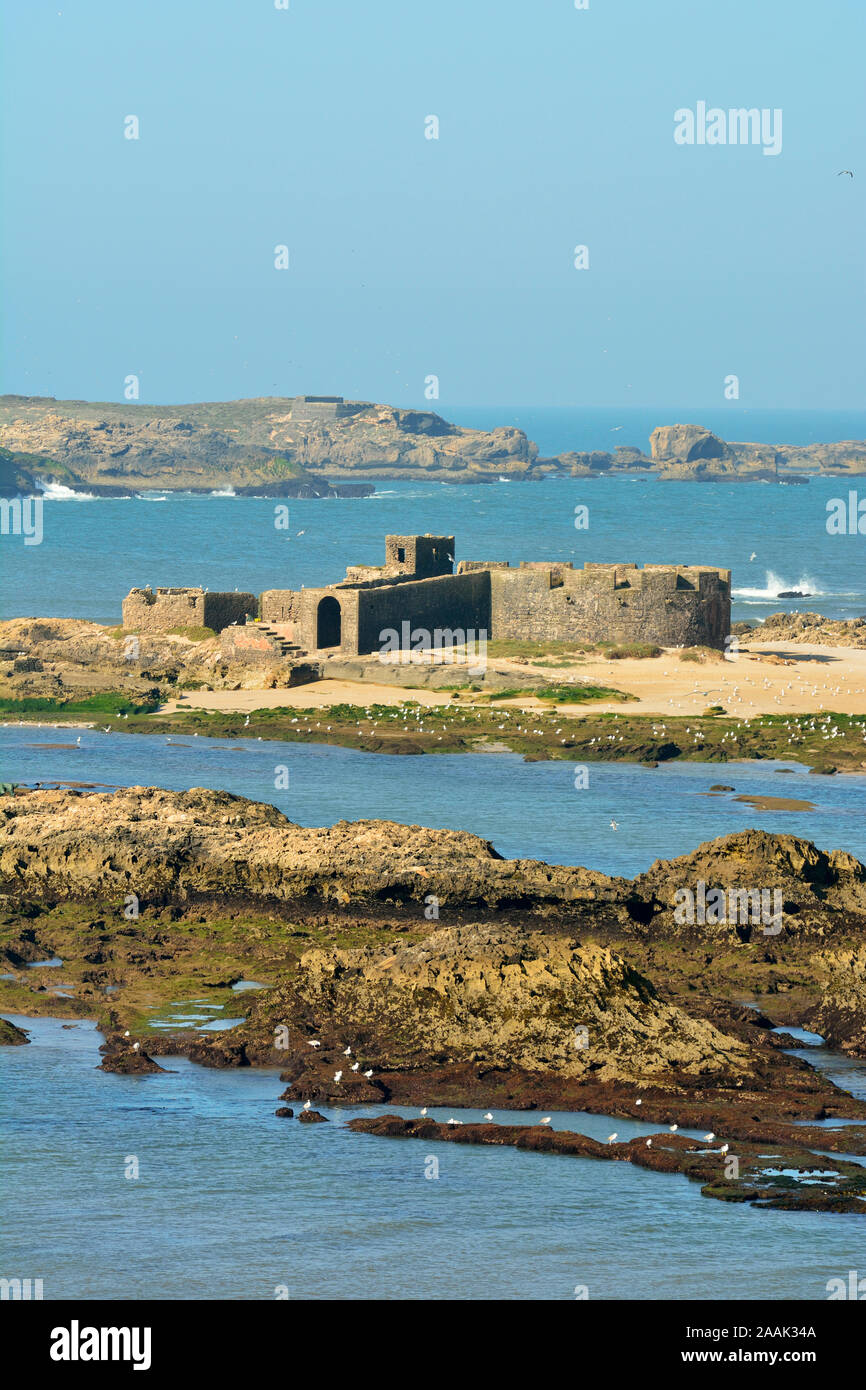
[3,726,866,874]
[1,1014,863,1301]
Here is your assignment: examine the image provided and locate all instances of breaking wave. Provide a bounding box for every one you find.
[733,571,822,601]
[36,480,98,501]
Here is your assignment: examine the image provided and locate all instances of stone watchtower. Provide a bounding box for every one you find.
[384,535,454,579]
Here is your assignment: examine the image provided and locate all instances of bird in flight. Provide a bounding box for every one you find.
[837,169,854,177]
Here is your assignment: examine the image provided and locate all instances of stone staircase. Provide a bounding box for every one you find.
[254,622,306,659]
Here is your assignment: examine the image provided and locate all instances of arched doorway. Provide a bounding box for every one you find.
[316,595,342,649]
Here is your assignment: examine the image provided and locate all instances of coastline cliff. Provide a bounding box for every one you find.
[2,397,864,492]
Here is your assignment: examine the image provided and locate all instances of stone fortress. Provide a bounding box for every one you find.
[122,535,731,663]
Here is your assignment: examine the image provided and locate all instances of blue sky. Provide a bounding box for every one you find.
[1,0,863,408]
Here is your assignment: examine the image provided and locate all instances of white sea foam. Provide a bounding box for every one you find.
[36,479,97,501]
[733,571,823,601]
[210,487,236,497]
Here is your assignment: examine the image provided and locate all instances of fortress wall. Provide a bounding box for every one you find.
[356,570,491,656]
[122,588,207,632]
[260,590,303,642]
[489,566,730,647]
[201,592,258,631]
[122,588,257,634]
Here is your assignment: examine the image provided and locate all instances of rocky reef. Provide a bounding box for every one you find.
[347,1115,866,1214]
[749,612,866,648]
[2,783,866,1213]
[2,787,864,936]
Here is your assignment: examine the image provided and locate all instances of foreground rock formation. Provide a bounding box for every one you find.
[261,924,752,1085]
[2,783,866,1217]
[2,787,864,936]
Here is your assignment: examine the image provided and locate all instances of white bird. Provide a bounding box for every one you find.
[483,1112,494,1121]
[363,1068,373,1078]
[420,1107,428,1116]
[669,1123,678,1132]
[704,1132,715,1142]
[132,1042,140,1051]
[351,1062,359,1072]
[645,1138,652,1147]
[749,552,757,561]
[607,1133,618,1144]
[243,715,250,727]
[303,1100,311,1111]
[447,1117,462,1125]
[334,1070,342,1082]
[307,1039,321,1048]
[540,1116,552,1125]
[123,1030,130,1037]
[635,1098,642,1106]
[343,1045,352,1056]
[610,820,618,831]
[720,1143,729,1154]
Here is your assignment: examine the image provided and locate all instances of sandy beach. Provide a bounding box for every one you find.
[159,640,866,720]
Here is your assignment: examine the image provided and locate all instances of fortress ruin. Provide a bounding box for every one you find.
[122,534,731,658]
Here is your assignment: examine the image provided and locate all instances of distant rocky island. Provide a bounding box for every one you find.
[1,393,865,495]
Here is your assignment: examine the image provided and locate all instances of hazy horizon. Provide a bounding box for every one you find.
[2,0,863,409]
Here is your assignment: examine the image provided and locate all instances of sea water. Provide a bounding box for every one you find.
[2,727,866,875]
[5,405,866,626]
[1,1013,863,1301]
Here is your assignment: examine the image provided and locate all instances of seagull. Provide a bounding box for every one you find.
[645,1138,652,1147]
[363,1068,373,1078]
[307,1039,321,1048]
[669,1123,678,1132]
[635,1098,642,1106]
[749,552,757,561]
[343,1045,352,1056]
[540,1116,552,1125]
[334,1070,342,1082]
[132,1042,140,1051]
[123,1030,130,1037]
[704,1132,715,1142]
[447,1117,463,1125]
[607,1133,618,1144]
[837,169,854,178]
[420,1107,428,1116]
[720,1143,729,1154]
[351,1062,359,1072]
[610,820,618,831]
[303,1100,311,1111]
[483,1112,494,1121]
[243,715,250,727]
